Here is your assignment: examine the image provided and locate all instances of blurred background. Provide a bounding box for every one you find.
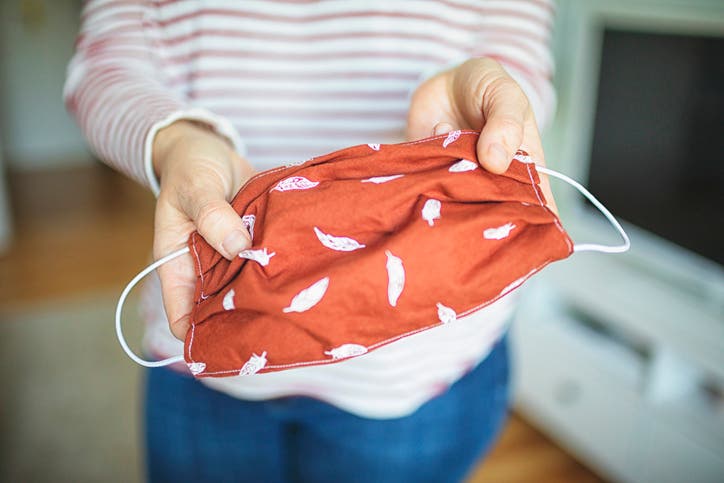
[0,0,722,482]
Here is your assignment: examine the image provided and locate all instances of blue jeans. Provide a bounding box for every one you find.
[144,335,510,483]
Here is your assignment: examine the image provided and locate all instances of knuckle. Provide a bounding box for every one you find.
[516,89,531,112]
[491,75,526,100]
[185,170,222,195]
[496,116,525,140]
[195,199,229,235]
[473,76,530,119]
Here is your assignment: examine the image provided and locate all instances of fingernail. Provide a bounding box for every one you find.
[433,123,453,136]
[222,230,250,257]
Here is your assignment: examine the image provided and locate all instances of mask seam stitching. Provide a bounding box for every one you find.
[187,233,206,365]
[191,232,208,300]
[188,316,197,365]
[525,162,546,207]
[194,261,557,376]
[189,131,509,374]
[525,163,574,253]
[228,132,481,205]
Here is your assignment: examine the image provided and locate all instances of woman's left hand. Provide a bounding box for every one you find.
[406,57,556,212]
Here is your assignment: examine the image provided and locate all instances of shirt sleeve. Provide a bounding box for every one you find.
[407,0,556,130]
[469,0,557,129]
[63,0,246,196]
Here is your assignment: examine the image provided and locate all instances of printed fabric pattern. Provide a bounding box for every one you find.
[186,131,574,377]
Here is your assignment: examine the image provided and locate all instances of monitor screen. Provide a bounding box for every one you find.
[587,29,724,265]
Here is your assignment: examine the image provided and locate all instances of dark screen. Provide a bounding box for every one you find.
[588,29,724,265]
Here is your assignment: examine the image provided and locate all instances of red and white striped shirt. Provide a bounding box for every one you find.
[65,0,555,418]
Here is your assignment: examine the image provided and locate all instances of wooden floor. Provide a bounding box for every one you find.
[0,164,605,482]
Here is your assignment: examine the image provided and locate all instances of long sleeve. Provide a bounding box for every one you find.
[470,0,557,128]
[408,0,556,130]
[63,0,244,195]
[108,0,549,419]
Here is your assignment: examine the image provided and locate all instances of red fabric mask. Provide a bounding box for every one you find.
[116,130,629,377]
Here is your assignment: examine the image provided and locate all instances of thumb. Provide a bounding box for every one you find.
[476,78,528,174]
[191,196,252,259]
[154,186,250,340]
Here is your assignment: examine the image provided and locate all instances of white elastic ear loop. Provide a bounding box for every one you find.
[535,166,631,254]
[115,246,190,367]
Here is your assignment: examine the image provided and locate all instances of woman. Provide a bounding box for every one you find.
[65,1,556,481]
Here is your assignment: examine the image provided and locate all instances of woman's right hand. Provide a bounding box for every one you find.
[152,121,256,340]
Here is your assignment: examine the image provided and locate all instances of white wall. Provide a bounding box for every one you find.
[0,0,92,169]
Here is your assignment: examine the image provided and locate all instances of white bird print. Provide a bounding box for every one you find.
[385,250,405,307]
[239,248,276,266]
[483,222,516,240]
[513,152,533,164]
[449,159,479,172]
[187,362,206,375]
[314,226,366,252]
[271,176,319,192]
[283,277,330,313]
[367,143,380,151]
[361,174,404,184]
[222,289,235,310]
[442,130,461,148]
[239,352,267,376]
[241,214,256,240]
[437,303,457,324]
[422,199,442,226]
[325,344,368,359]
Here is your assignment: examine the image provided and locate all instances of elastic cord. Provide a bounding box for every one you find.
[115,246,190,367]
[535,166,631,254]
[117,166,628,368]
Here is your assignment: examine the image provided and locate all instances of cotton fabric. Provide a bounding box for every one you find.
[66,0,556,417]
[185,131,572,377]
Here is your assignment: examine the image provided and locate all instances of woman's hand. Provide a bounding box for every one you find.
[152,121,256,340]
[406,57,556,211]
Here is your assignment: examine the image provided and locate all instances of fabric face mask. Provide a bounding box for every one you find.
[116,131,629,377]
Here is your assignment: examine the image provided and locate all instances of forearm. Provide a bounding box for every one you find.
[64,0,246,195]
[63,1,180,187]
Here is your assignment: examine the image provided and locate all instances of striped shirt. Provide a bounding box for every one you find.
[65,0,555,419]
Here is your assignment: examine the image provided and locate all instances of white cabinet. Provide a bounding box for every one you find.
[519,1,724,480]
[512,277,724,483]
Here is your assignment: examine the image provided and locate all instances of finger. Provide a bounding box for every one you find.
[157,253,196,340]
[516,115,559,215]
[476,77,529,174]
[405,71,457,141]
[154,195,251,340]
[153,197,200,341]
[195,198,251,259]
[180,181,252,260]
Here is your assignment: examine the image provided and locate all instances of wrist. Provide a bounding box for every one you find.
[152,120,234,179]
